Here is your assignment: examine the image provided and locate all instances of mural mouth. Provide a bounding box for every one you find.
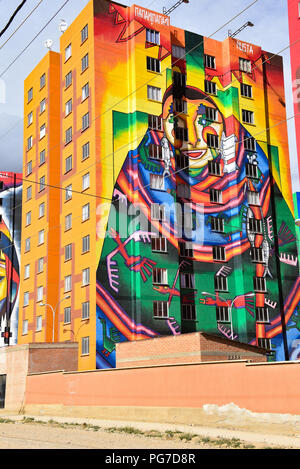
[182,150,206,160]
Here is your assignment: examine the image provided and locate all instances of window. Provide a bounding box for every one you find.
[151,236,167,253]
[210,189,222,204]
[82,336,90,355]
[150,174,165,191]
[65,44,72,61]
[38,229,44,245]
[215,275,228,292]
[25,211,31,226]
[65,184,72,201]
[151,203,165,221]
[246,163,258,179]
[81,53,89,72]
[82,301,90,319]
[180,272,195,289]
[213,246,226,262]
[65,213,72,230]
[250,247,264,263]
[65,99,72,116]
[22,319,28,335]
[241,83,252,98]
[177,153,189,170]
[65,127,72,144]
[64,307,71,324]
[64,275,72,292]
[147,56,160,73]
[81,24,88,43]
[147,85,161,102]
[40,149,46,165]
[177,183,191,199]
[182,304,196,321]
[254,277,267,293]
[37,286,43,302]
[207,133,219,149]
[257,338,271,350]
[204,54,216,69]
[242,109,254,124]
[173,72,186,88]
[24,264,30,279]
[208,160,221,176]
[149,144,163,160]
[216,306,230,322]
[153,268,168,285]
[23,292,29,307]
[175,126,188,142]
[239,58,251,73]
[205,80,217,95]
[28,87,33,102]
[206,107,218,122]
[26,186,32,201]
[65,71,72,88]
[82,83,89,101]
[39,175,45,192]
[256,307,270,323]
[25,237,31,252]
[82,268,90,286]
[153,301,169,318]
[82,142,90,160]
[27,111,33,126]
[148,114,163,131]
[36,315,43,332]
[211,217,224,233]
[40,98,46,114]
[39,202,45,218]
[37,257,44,273]
[27,136,33,151]
[174,98,187,114]
[82,112,89,131]
[244,137,256,152]
[248,190,260,206]
[248,218,262,234]
[26,160,32,175]
[172,44,185,59]
[65,155,72,173]
[40,73,46,89]
[65,244,72,261]
[179,241,193,258]
[82,203,90,222]
[40,124,46,139]
[146,28,160,45]
[82,173,90,191]
[82,235,90,253]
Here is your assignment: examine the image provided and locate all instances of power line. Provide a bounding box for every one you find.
[0,0,27,38]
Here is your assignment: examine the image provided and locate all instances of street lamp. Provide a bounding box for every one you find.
[40,295,71,342]
[201,291,233,340]
[295,219,300,227]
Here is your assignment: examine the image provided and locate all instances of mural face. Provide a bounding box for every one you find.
[0,173,22,346]
[94,1,300,367]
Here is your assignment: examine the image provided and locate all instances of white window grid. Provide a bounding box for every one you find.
[182,304,196,321]
[153,268,168,285]
[147,85,161,102]
[153,301,169,319]
[150,173,165,191]
[151,236,167,253]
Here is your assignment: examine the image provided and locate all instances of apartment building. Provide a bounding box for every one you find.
[18,0,299,369]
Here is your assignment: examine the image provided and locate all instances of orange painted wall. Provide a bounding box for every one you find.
[25,360,300,415]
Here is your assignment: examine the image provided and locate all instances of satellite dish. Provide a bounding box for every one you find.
[44,39,53,50]
[59,19,68,34]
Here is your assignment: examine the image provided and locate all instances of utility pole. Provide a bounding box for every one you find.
[163,0,189,16]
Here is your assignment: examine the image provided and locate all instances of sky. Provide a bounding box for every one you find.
[0,0,299,192]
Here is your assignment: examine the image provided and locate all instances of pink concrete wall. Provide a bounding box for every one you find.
[26,361,300,415]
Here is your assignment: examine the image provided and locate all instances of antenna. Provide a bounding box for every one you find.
[163,0,189,16]
[59,19,68,34]
[44,39,53,51]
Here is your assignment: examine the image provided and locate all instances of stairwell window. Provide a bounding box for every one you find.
[241,83,252,98]
[82,301,90,319]
[242,109,254,125]
[25,211,31,226]
[24,264,30,279]
[65,44,72,61]
[250,247,264,263]
[240,58,251,73]
[39,202,45,218]
[174,98,187,114]
[40,73,46,89]
[82,203,90,222]
[216,306,230,322]
[82,142,90,160]
[82,83,89,101]
[22,319,28,334]
[213,246,226,262]
[151,203,165,221]
[177,153,189,170]
[153,268,168,286]
[81,336,90,355]
[40,124,46,139]
[180,272,195,289]
[64,307,71,324]
[82,173,90,191]
[39,176,45,192]
[147,85,161,102]
[26,186,32,201]
[244,136,256,152]
[210,189,222,204]
[257,338,271,350]
[256,307,270,323]
[173,72,186,88]
[207,133,219,149]
[40,98,46,114]
[40,149,46,166]
[211,217,224,233]
[151,236,167,253]
[28,87,33,103]
[254,276,267,293]
[81,24,88,43]
[27,136,33,151]
[204,54,216,69]
[65,243,72,261]
[206,107,218,122]
[37,257,44,273]
[153,301,169,319]
[65,214,72,231]
[81,53,89,72]
[147,56,160,73]
[82,268,90,286]
[37,286,43,302]
[148,114,163,131]
[215,275,228,292]
[146,29,160,45]
[204,80,217,95]
[65,71,72,88]
[65,98,72,116]
[149,144,163,160]
[36,315,43,332]
[27,111,33,126]
[179,241,193,258]
[65,127,72,145]
[175,126,188,142]
[248,218,262,234]
[208,160,221,176]
[82,112,89,131]
[82,234,90,253]
[247,190,260,206]
[172,44,185,59]
[23,293,29,307]
[64,275,72,293]
[246,163,258,179]
[182,304,196,321]
[177,183,191,199]
[38,229,44,245]
[65,155,72,173]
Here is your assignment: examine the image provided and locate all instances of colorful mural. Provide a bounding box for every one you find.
[94,1,299,367]
[0,172,22,346]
